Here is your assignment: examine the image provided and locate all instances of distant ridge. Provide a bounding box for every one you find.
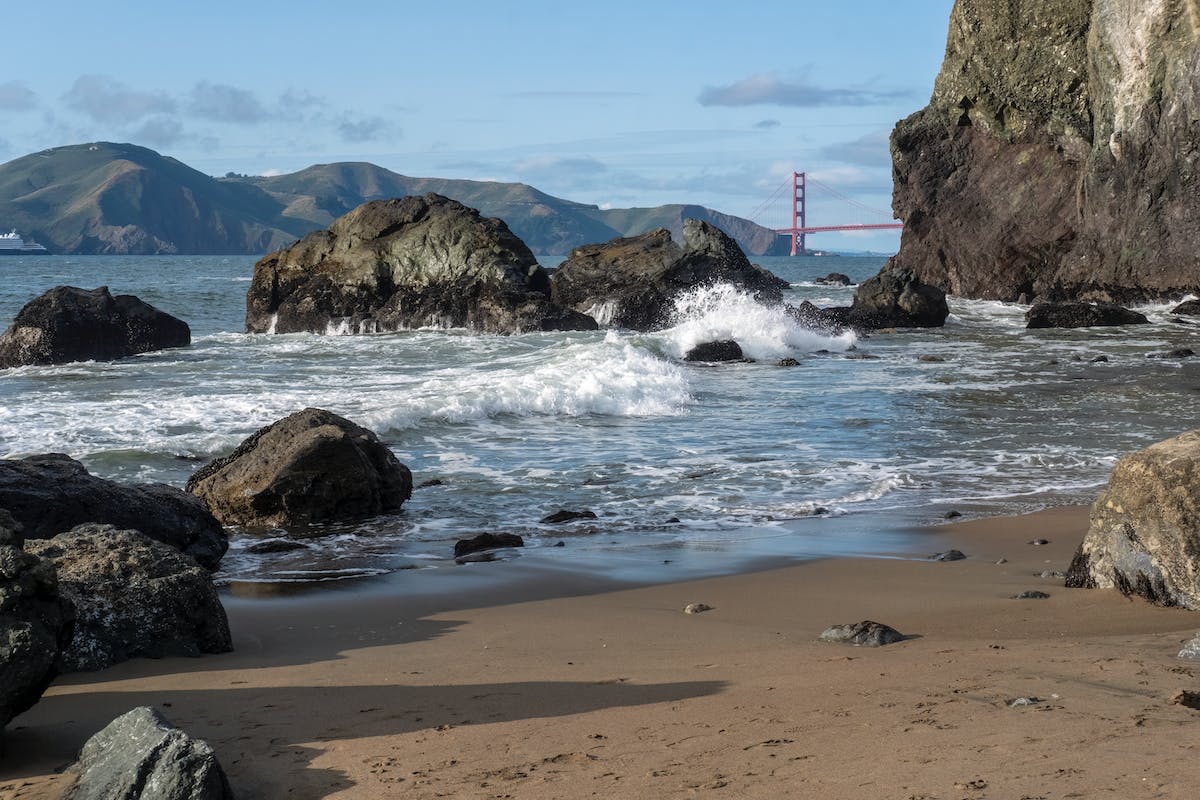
[0,143,786,257]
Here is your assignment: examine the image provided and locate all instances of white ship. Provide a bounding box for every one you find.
[0,229,50,255]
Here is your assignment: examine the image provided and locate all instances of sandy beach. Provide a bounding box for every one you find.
[4,506,1199,799]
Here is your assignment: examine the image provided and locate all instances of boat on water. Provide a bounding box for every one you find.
[0,229,50,255]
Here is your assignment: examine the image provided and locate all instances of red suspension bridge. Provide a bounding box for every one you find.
[748,172,902,255]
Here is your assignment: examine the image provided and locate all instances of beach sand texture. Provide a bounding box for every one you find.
[4,507,1199,799]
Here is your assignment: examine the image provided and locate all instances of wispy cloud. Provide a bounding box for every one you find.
[63,75,176,123]
[819,130,892,167]
[131,115,185,148]
[698,73,907,108]
[753,119,780,130]
[0,81,37,111]
[506,90,645,100]
[189,82,270,124]
[338,115,398,143]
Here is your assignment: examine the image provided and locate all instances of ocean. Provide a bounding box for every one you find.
[2,254,1199,590]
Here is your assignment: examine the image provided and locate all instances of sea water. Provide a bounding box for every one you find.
[2,254,1199,589]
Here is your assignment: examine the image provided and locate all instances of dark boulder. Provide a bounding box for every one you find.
[0,454,227,570]
[550,220,789,331]
[186,408,412,528]
[1065,429,1200,608]
[245,194,596,335]
[787,301,851,333]
[27,525,231,672]
[0,286,189,368]
[819,620,906,647]
[0,511,75,731]
[67,706,233,800]
[815,272,853,286]
[848,266,948,329]
[454,532,524,558]
[930,549,967,561]
[684,340,744,362]
[1171,299,1200,316]
[1025,302,1149,329]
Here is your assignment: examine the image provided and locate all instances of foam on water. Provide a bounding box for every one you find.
[657,283,857,361]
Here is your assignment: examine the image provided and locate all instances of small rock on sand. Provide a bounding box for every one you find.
[683,603,713,615]
[1008,696,1042,707]
[930,549,966,561]
[1177,634,1200,661]
[819,620,905,647]
[1028,538,1050,545]
[1169,689,1200,709]
[1013,590,1050,599]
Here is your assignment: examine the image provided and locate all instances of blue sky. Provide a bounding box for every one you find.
[2,0,955,251]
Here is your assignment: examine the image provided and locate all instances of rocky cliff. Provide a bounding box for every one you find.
[890,0,1200,302]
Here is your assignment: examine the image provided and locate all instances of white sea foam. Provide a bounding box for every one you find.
[657,283,857,361]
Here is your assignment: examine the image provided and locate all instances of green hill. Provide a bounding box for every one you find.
[0,143,785,256]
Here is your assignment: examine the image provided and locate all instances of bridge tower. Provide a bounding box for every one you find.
[790,171,806,256]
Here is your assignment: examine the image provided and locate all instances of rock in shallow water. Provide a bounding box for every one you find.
[0,285,189,368]
[246,194,596,335]
[684,340,744,362]
[186,408,412,529]
[819,620,906,647]
[454,532,525,559]
[68,706,233,800]
[1025,302,1149,329]
[540,509,598,524]
[930,549,967,562]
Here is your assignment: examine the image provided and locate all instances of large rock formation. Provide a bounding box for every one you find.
[0,454,227,570]
[0,286,190,368]
[0,510,75,731]
[27,525,231,672]
[245,194,596,335]
[1065,429,1200,608]
[549,220,789,331]
[888,0,1200,303]
[67,706,234,800]
[186,408,413,528]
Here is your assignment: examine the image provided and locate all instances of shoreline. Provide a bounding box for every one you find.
[5,505,1200,798]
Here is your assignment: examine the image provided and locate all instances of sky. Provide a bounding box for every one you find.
[1,0,956,252]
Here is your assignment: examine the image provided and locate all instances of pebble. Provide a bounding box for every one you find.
[930,549,966,562]
[1039,570,1066,579]
[1170,689,1200,709]
[1028,538,1050,545]
[1013,590,1050,599]
[1008,696,1042,707]
[684,603,713,615]
[995,558,1008,565]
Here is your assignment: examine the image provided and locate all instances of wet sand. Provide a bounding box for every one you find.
[4,506,1200,799]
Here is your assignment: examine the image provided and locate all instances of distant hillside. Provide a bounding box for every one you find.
[0,143,785,256]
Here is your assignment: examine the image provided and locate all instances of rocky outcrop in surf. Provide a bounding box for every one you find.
[0,454,227,570]
[0,510,75,732]
[549,220,789,331]
[186,408,413,528]
[847,265,949,328]
[245,194,596,335]
[0,286,190,368]
[1025,302,1148,329]
[887,0,1200,303]
[27,525,232,672]
[1066,429,1200,608]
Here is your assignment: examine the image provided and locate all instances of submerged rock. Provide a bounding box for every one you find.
[245,194,596,335]
[0,454,227,570]
[0,512,75,731]
[540,509,598,524]
[1066,429,1200,608]
[27,525,231,672]
[550,220,788,331]
[819,620,905,647]
[1171,300,1200,316]
[815,272,852,286]
[68,706,234,800]
[454,532,524,558]
[1025,302,1149,329]
[186,408,412,528]
[0,285,190,368]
